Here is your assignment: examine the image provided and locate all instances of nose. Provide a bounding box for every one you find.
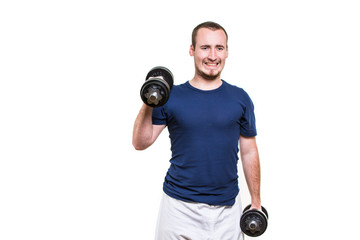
[208,48,217,61]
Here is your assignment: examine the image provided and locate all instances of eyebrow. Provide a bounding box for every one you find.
[200,44,226,48]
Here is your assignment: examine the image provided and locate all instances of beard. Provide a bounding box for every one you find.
[195,65,221,81]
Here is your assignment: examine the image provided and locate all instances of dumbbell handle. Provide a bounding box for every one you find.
[144,86,163,105]
[249,220,258,230]
[146,88,161,104]
[149,91,158,102]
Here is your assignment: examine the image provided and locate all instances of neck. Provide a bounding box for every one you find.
[189,75,222,91]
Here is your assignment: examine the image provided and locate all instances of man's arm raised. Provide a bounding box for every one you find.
[132,104,166,150]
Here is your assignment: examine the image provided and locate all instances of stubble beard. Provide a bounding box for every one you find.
[195,65,222,81]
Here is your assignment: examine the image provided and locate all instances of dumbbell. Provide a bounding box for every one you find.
[240,205,268,237]
[140,66,174,107]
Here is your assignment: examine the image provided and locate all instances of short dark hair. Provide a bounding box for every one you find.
[191,21,228,49]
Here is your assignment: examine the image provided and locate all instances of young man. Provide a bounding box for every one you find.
[133,22,261,240]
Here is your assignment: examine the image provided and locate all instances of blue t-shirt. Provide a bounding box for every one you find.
[152,80,257,206]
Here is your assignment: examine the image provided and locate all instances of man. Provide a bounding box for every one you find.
[133,21,261,240]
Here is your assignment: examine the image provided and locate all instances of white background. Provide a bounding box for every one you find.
[1,0,359,239]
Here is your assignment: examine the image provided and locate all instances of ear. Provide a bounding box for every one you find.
[225,46,229,58]
[189,44,194,56]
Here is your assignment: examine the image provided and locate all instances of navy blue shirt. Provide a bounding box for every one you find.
[152,80,257,206]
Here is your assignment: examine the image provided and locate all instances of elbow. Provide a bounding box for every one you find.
[133,144,147,151]
[132,140,149,151]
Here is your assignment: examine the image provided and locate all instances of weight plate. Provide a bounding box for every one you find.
[240,208,268,237]
[146,66,174,89]
[140,79,170,107]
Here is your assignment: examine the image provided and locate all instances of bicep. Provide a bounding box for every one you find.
[239,135,258,156]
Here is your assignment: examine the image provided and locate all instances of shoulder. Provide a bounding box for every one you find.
[222,80,252,100]
[169,82,191,95]
[171,82,187,90]
[164,82,188,107]
[176,82,187,88]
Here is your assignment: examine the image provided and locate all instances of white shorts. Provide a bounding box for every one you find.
[155,192,244,240]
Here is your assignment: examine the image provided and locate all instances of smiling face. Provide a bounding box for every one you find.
[190,28,228,81]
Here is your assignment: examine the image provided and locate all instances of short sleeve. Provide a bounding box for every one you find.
[152,107,167,125]
[239,91,257,137]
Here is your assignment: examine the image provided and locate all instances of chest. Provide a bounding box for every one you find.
[166,91,245,132]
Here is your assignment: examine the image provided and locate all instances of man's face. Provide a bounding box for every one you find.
[190,28,228,81]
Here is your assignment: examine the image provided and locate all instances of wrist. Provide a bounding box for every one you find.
[251,199,261,210]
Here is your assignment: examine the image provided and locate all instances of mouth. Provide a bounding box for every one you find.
[204,62,220,69]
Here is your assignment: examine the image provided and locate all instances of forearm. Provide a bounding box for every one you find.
[132,104,154,150]
[241,145,261,209]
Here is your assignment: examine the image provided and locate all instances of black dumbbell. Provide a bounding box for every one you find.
[140,66,174,107]
[240,204,268,237]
